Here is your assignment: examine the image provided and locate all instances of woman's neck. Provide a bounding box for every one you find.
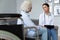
[45,11,50,15]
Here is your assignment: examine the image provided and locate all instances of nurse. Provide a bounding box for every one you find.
[39,3,58,40]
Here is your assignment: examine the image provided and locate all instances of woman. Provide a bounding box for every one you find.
[17,0,36,37]
[39,3,58,40]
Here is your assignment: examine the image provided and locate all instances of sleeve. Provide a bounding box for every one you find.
[51,20,54,25]
[22,14,36,27]
[51,16,54,25]
[39,15,43,26]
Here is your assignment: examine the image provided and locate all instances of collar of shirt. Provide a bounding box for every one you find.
[21,10,30,17]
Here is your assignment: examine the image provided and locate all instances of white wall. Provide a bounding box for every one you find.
[30,0,46,19]
[0,0,16,13]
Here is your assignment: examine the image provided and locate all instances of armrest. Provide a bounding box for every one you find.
[54,26,58,30]
[24,26,37,30]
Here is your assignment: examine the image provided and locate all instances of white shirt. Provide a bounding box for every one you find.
[39,12,54,26]
[17,11,36,27]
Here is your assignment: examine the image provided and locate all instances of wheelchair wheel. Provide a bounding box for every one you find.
[0,30,21,40]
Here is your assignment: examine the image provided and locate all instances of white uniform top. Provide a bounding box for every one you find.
[39,12,54,26]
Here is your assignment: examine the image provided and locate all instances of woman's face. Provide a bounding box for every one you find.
[28,6,32,12]
[28,4,32,12]
[42,5,49,12]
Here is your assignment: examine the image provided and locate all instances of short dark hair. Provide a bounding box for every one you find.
[42,3,49,7]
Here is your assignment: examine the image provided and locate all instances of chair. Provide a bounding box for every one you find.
[54,26,58,38]
[23,27,39,40]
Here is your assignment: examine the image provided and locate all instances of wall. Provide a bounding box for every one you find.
[0,0,16,13]
[30,0,46,19]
